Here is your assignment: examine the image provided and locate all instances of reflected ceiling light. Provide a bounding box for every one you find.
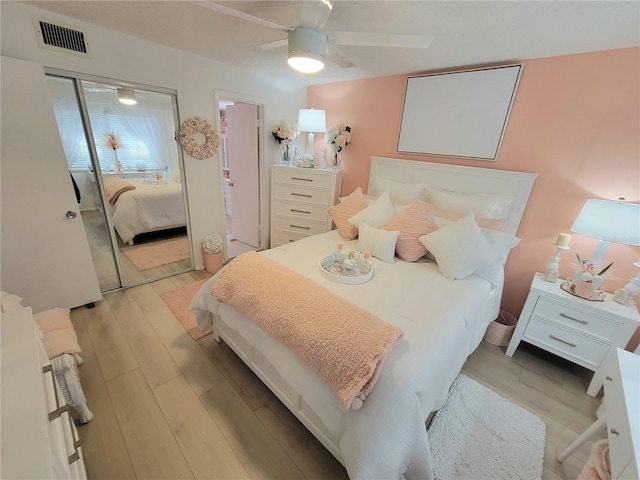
[117,87,137,105]
[287,27,326,74]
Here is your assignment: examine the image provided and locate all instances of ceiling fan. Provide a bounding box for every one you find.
[201,0,434,73]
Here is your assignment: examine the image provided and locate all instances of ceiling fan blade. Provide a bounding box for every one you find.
[251,38,288,52]
[300,0,333,30]
[326,44,356,69]
[197,1,292,32]
[327,31,434,49]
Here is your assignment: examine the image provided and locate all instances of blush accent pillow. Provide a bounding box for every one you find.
[374,176,427,205]
[419,215,499,279]
[382,200,439,261]
[427,188,513,220]
[328,187,368,240]
[348,191,397,229]
[33,308,82,359]
[358,223,399,263]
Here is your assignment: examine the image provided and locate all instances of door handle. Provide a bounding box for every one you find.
[66,211,77,219]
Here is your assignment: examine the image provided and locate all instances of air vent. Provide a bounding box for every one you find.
[34,17,91,58]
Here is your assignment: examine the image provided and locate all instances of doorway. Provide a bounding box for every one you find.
[218,96,263,259]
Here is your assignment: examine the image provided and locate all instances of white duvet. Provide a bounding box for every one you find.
[191,230,502,479]
[110,178,186,243]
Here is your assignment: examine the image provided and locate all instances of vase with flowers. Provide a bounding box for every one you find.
[102,131,123,173]
[271,120,299,165]
[325,123,351,168]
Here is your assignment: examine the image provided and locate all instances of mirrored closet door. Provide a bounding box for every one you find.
[45,73,192,291]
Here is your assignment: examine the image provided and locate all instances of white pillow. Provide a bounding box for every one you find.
[358,223,399,263]
[1,291,24,313]
[374,176,427,205]
[433,216,520,261]
[472,263,505,288]
[419,215,499,279]
[428,188,513,219]
[348,191,397,229]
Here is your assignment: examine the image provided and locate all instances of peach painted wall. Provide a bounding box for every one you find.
[308,47,640,341]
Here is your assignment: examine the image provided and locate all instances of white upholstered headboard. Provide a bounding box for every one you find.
[368,156,537,236]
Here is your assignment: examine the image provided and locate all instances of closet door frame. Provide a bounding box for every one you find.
[45,67,194,291]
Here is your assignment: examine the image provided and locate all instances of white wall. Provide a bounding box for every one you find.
[1,2,307,269]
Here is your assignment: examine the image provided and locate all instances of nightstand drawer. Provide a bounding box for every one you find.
[524,317,609,369]
[273,200,329,222]
[272,216,327,236]
[274,169,333,189]
[274,184,331,206]
[533,297,620,343]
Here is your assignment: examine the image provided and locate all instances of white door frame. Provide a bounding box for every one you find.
[214,90,266,260]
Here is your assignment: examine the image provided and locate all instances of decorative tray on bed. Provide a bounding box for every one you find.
[319,252,373,285]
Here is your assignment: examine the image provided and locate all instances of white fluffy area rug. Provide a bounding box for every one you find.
[428,374,545,480]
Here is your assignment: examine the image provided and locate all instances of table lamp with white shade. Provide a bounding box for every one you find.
[567,198,640,299]
[298,108,326,162]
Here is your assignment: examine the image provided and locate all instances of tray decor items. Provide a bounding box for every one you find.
[560,254,613,302]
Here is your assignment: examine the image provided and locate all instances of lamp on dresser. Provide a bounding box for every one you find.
[298,108,326,160]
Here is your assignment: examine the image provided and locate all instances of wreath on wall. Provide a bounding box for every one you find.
[179,116,220,160]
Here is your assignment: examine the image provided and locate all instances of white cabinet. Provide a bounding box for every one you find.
[506,273,640,397]
[1,307,87,479]
[270,165,342,248]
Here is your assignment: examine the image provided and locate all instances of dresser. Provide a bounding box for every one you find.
[270,165,343,248]
[506,273,640,397]
[558,348,639,480]
[1,307,87,479]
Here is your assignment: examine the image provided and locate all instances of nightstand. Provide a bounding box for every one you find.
[506,273,640,397]
[270,165,342,248]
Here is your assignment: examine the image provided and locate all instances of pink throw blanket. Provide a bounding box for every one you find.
[103,176,135,205]
[211,251,404,410]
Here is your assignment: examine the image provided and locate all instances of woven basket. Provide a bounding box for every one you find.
[483,310,518,346]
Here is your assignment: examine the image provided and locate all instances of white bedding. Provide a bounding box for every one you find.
[110,178,186,243]
[191,230,502,479]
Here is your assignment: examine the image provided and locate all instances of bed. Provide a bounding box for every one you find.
[103,176,187,244]
[190,157,536,479]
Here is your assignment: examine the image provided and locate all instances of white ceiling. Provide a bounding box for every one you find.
[25,1,640,85]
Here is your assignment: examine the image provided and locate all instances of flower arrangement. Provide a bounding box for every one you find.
[102,131,122,150]
[575,254,614,278]
[202,233,223,254]
[271,121,299,143]
[325,123,351,152]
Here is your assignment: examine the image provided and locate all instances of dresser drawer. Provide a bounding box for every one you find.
[272,216,327,236]
[606,394,634,479]
[274,184,331,206]
[523,317,609,369]
[271,229,312,246]
[274,169,333,189]
[533,297,620,343]
[273,200,329,222]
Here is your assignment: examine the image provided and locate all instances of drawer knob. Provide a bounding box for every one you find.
[605,376,613,381]
[610,428,619,436]
[291,177,313,182]
[290,209,311,215]
[290,224,310,230]
[560,312,588,325]
[291,193,312,198]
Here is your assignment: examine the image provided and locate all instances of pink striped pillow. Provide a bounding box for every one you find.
[383,200,438,261]
[328,187,368,240]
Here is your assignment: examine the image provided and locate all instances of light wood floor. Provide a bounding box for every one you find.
[71,270,602,480]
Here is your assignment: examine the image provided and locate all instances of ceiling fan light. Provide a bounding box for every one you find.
[288,54,325,73]
[117,87,137,105]
[288,26,327,74]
